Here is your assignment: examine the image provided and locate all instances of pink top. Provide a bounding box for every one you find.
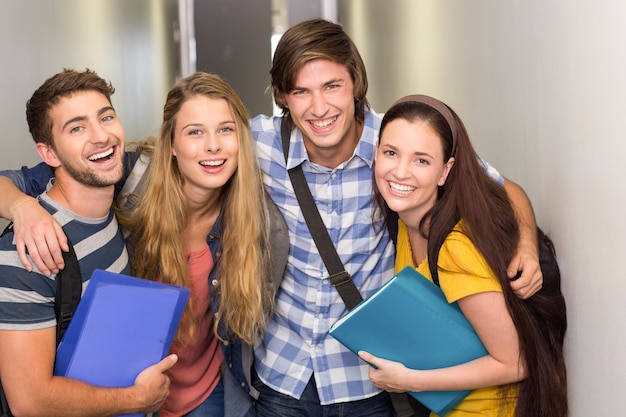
[160,245,223,416]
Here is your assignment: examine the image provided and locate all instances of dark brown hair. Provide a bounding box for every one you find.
[374,98,568,417]
[26,68,115,146]
[270,18,369,126]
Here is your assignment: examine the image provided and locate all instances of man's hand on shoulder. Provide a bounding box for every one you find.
[508,242,543,299]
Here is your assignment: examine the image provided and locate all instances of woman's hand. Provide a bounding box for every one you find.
[359,350,414,393]
[10,196,68,276]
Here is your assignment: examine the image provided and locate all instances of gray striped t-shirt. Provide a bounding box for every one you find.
[0,191,130,330]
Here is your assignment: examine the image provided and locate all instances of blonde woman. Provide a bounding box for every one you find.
[118,72,288,416]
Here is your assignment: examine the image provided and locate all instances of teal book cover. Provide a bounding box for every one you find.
[55,269,190,417]
[330,266,488,416]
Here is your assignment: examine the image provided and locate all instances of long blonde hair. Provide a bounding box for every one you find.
[117,72,272,344]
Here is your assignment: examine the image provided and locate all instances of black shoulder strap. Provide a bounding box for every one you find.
[281,120,363,310]
[0,222,81,346]
[0,224,13,417]
[0,223,80,417]
[0,389,9,417]
[54,234,81,346]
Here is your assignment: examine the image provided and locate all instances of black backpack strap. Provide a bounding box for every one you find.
[0,389,9,417]
[0,222,80,346]
[0,224,14,416]
[0,222,14,239]
[0,223,80,416]
[54,233,81,346]
[281,120,363,310]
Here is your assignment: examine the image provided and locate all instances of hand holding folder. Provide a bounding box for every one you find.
[55,269,190,417]
[329,266,488,416]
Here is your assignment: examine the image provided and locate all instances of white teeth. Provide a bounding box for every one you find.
[200,160,225,167]
[88,148,114,161]
[310,117,337,129]
[389,182,415,193]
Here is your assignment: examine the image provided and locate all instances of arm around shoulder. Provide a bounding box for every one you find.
[503,178,543,299]
[0,176,37,222]
[0,176,67,276]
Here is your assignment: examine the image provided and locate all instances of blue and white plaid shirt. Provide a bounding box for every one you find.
[251,108,395,404]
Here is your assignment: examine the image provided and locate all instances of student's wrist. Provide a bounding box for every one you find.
[518,224,539,255]
[8,196,37,222]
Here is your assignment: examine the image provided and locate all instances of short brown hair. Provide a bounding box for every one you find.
[270,19,369,124]
[26,68,115,146]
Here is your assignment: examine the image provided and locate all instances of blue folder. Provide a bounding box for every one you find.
[54,269,190,417]
[329,266,488,416]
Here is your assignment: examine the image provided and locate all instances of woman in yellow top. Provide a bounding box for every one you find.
[360,95,567,417]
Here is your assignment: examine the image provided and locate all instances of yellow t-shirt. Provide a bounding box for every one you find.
[395,220,518,417]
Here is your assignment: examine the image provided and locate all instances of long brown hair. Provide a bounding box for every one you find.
[373,98,568,417]
[117,72,273,344]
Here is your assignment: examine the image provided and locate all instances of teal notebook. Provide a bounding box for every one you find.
[55,269,190,417]
[329,266,488,416]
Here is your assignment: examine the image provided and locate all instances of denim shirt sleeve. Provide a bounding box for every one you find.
[0,162,53,195]
[116,151,140,197]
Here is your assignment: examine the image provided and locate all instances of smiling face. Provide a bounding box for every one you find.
[375,118,454,224]
[42,90,125,188]
[171,95,239,198]
[283,59,360,168]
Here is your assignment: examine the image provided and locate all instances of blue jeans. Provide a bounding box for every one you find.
[253,371,394,417]
[182,377,225,417]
